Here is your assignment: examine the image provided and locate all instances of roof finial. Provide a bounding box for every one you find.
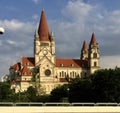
[51,31,54,37]
[42,8,44,12]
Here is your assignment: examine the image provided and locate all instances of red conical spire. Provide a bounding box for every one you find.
[90,32,97,45]
[38,9,50,41]
[82,40,88,50]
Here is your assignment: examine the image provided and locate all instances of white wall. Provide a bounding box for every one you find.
[0,106,120,113]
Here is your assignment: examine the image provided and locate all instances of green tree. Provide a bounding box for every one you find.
[68,78,93,102]
[66,67,120,102]
[50,84,69,102]
[36,94,50,102]
[26,86,37,102]
[91,68,120,102]
[0,82,14,102]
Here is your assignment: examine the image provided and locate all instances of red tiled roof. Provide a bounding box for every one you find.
[38,9,50,41]
[56,58,88,68]
[21,66,31,76]
[10,62,21,71]
[22,57,34,67]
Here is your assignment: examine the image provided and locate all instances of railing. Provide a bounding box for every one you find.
[0,102,119,106]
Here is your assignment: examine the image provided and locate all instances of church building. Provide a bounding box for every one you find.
[10,10,100,94]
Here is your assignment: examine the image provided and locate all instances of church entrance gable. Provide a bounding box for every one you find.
[38,56,55,83]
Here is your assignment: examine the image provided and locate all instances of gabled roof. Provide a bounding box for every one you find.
[38,9,50,41]
[56,58,88,68]
[21,66,31,76]
[10,62,21,71]
[90,32,97,45]
[22,57,34,67]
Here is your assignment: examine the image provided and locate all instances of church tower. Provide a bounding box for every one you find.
[81,40,88,60]
[88,33,100,74]
[34,10,56,93]
[34,9,56,66]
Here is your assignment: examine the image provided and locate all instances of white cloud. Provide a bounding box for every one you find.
[101,56,120,69]
[0,19,35,33]
[50,0,120,67]
[62,0,93,22]
[6,40,17,46]
[32,0,42,4]
[0,19,23,31]
[32,14,39,20]
[1,0,120,78]
[0,19,36,76]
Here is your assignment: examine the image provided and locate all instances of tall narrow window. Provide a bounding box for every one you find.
[59,72,61,78]
[62,71,64,78]
[93,53,97,58]
[72,71,74,78]
[94,62,97,67]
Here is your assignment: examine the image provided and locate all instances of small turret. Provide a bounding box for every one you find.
[50,31,55,55]
[50,31,54,41]
[34,29,39,40]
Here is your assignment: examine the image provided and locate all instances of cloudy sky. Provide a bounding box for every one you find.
[0,0,120,78]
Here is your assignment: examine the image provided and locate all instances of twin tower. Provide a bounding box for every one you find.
[10,10,100,94]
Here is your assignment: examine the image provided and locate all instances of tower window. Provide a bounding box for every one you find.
[93,53,97,58]
[41,43,49,46]
[94,62,97,67]
[61,64,64,67]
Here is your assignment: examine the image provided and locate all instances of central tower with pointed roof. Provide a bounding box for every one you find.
[10,10,100,94]
[34,9,56,94]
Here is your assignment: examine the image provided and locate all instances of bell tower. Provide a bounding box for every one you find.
[34,9,56,66]
[88,33,100,74]
[34,9,56,94]
[81,40,88,60]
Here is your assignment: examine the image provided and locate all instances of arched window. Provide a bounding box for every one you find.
[62,71,64,77]
[93,53,97,58]
[94,62,97,67]
[59,72,61,78]
[72,71,74,78]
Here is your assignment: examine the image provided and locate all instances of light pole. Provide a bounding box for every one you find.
[0,27,5,34]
